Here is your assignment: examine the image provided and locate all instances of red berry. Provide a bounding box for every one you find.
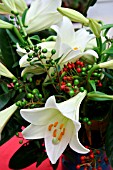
[76,60,81,65]
[98,158,101,163]
[76,68,81,73]
[98,82,102,87]
[80,156,86,161]
[76,164,81,169]
[104,157,108,163]
[97,166,102,170]
[96,150,100,154]
[63,67,68,72]
[60,85,66,90]
[92,168,97,170]
[89,153,95,159]
[80,61,84,67]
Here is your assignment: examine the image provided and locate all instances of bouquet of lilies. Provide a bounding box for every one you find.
[0,0,113,169]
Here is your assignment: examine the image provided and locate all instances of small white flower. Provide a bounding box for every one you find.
[20,91,89,164]
[25,0,63,34]
[0,104,18,140]
[51,16,98,63]
[0,62,16,79]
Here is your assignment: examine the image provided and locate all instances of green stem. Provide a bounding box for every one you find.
[96,37,102,56]
[87,65,99,82]
[13,26,25,44]
[16,15,34,48]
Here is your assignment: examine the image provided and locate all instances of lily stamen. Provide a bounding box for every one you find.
[60,123,64,129]
[53,121,58,127]
[53,129,57,137]
[48,124,53,131]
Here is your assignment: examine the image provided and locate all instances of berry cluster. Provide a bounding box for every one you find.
[59,59,103,97]
[10,77,44,108]
[76,146,109,170]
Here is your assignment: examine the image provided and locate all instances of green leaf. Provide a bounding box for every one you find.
[0,82,9,93]
[30,35,41,43]
[22,8,28,26]
[87,91,113,101]
[101,24,113,30]
[89,80,96,91]
[6,29,20,44]
[14,92,26,102]
[0,90,15,110]
[102,46,113,55]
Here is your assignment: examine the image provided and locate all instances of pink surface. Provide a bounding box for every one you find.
[0,135,63,170]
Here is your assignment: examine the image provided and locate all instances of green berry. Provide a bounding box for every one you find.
[27,93,33,98]
[74,79,79,85]
[42,48,48,53]
[29,77,32,82]
[69,90,75,97]
[27,58,32,62]
[32,89,39,94]
[19,89,22,93]
[67,83,72,87]
[87,121,92,125]
[79,87,84,92]
[93,72,98,76]
[51,49,56,55]
[16,101,22,107]
[15,82,19,87]
[82,67,86,72]
[83,117,89,122]
[87,65,92,70]
[38,94,42,99]
[12,79,17,83]
[81,72,86,76]
[28,53,33,58]
[40,55,46,59]
[19,140,23,144]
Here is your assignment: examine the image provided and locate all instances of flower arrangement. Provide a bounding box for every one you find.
[0,0,113,169]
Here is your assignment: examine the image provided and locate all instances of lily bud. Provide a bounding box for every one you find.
[0,62,16,79]
[98,60,113,69]
[0,104,18,140]
[88,18,101,38]
[0,19,13,29]
[57,7,89,26]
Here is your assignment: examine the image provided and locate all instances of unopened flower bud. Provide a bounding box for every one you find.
[57,7,89,26]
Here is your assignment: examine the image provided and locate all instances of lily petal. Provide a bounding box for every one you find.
[70,131,90,154]
[45,118,73,164]
[25,0,62,34]
[22,124,46,139]
[21,66,45,76]
[57,91,87,121]
[0,62,16,79]
[0,104,18,140]
[20,107,59,125]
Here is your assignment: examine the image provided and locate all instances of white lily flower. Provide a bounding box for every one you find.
[51,16,98,62]
[25,0,63,34]
[0,104,18,140]
[0,0,27,15]
[20,91,89,164]
[0,62,16,79]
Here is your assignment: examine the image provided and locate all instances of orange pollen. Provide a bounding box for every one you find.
[60,124,64,129]
[48,124,53,131]
[73,47,78,50]
[53,121,58,127]
[62,128,65,135]
[58,132,63,141]
[53,129,57,137]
